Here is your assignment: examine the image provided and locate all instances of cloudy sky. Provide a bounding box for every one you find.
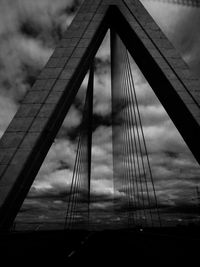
[0,0,200,229]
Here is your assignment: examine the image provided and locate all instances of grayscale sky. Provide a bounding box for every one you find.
[0,0,200,229]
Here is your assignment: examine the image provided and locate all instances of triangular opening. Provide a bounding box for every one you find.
[14,76,89,231]
[13,27,200,232]
[1,3,198,232]
[14,30,113,231]
[112,33,200,227]
[128,53,200,227]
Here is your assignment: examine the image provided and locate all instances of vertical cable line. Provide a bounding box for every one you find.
[70,137,86,228]
[124,53,148,227]
[72,144,85,228]
[121,46,131,226]
[122,46,141,226]
[65,63,94,230]
[123,42,138,227]
[124,97,136,227]
[125,55,150,226]
[67,128,85,229]
[123,52,139,227]
[122,111,131,226]
[121,52,130,227]
[65,137,81,229]
[126,52,162,227]
[111,31,161,228]
[65,138,85,229]
[121,48,136,227]
[123,67,140,226]
[86,63,94,228]
[111,30,122,219]
[125,53,153,227]
[122,41,142,226]
[116,45,127,227]
[77,145,85,228]
[126,71,147,226]
[124,62,138,224]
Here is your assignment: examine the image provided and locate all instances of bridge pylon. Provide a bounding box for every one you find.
[0,0,199,230]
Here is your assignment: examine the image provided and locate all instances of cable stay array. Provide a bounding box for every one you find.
[64,32,161,230]
[64,64,94,230]
[111,34,161,228]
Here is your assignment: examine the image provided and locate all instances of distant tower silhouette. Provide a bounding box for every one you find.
[0,0,200,230]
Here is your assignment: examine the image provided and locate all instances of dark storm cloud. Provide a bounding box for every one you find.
[28,186,70,200]
[28,185,115,204]
[16,185,116,225]
[162,203,200,215]
[142,0,200,75]
[0,0,82,136]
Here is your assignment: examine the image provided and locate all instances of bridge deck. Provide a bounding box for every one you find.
[0,228,200,265]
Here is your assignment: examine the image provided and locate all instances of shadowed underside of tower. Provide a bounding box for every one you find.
[0,0,200,230]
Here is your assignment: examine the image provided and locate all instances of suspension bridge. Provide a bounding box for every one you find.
[0,0,200,264]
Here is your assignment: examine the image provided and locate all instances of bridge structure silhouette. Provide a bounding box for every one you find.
[0,0,200,264]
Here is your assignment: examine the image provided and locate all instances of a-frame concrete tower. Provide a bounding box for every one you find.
[0,0,200,230]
